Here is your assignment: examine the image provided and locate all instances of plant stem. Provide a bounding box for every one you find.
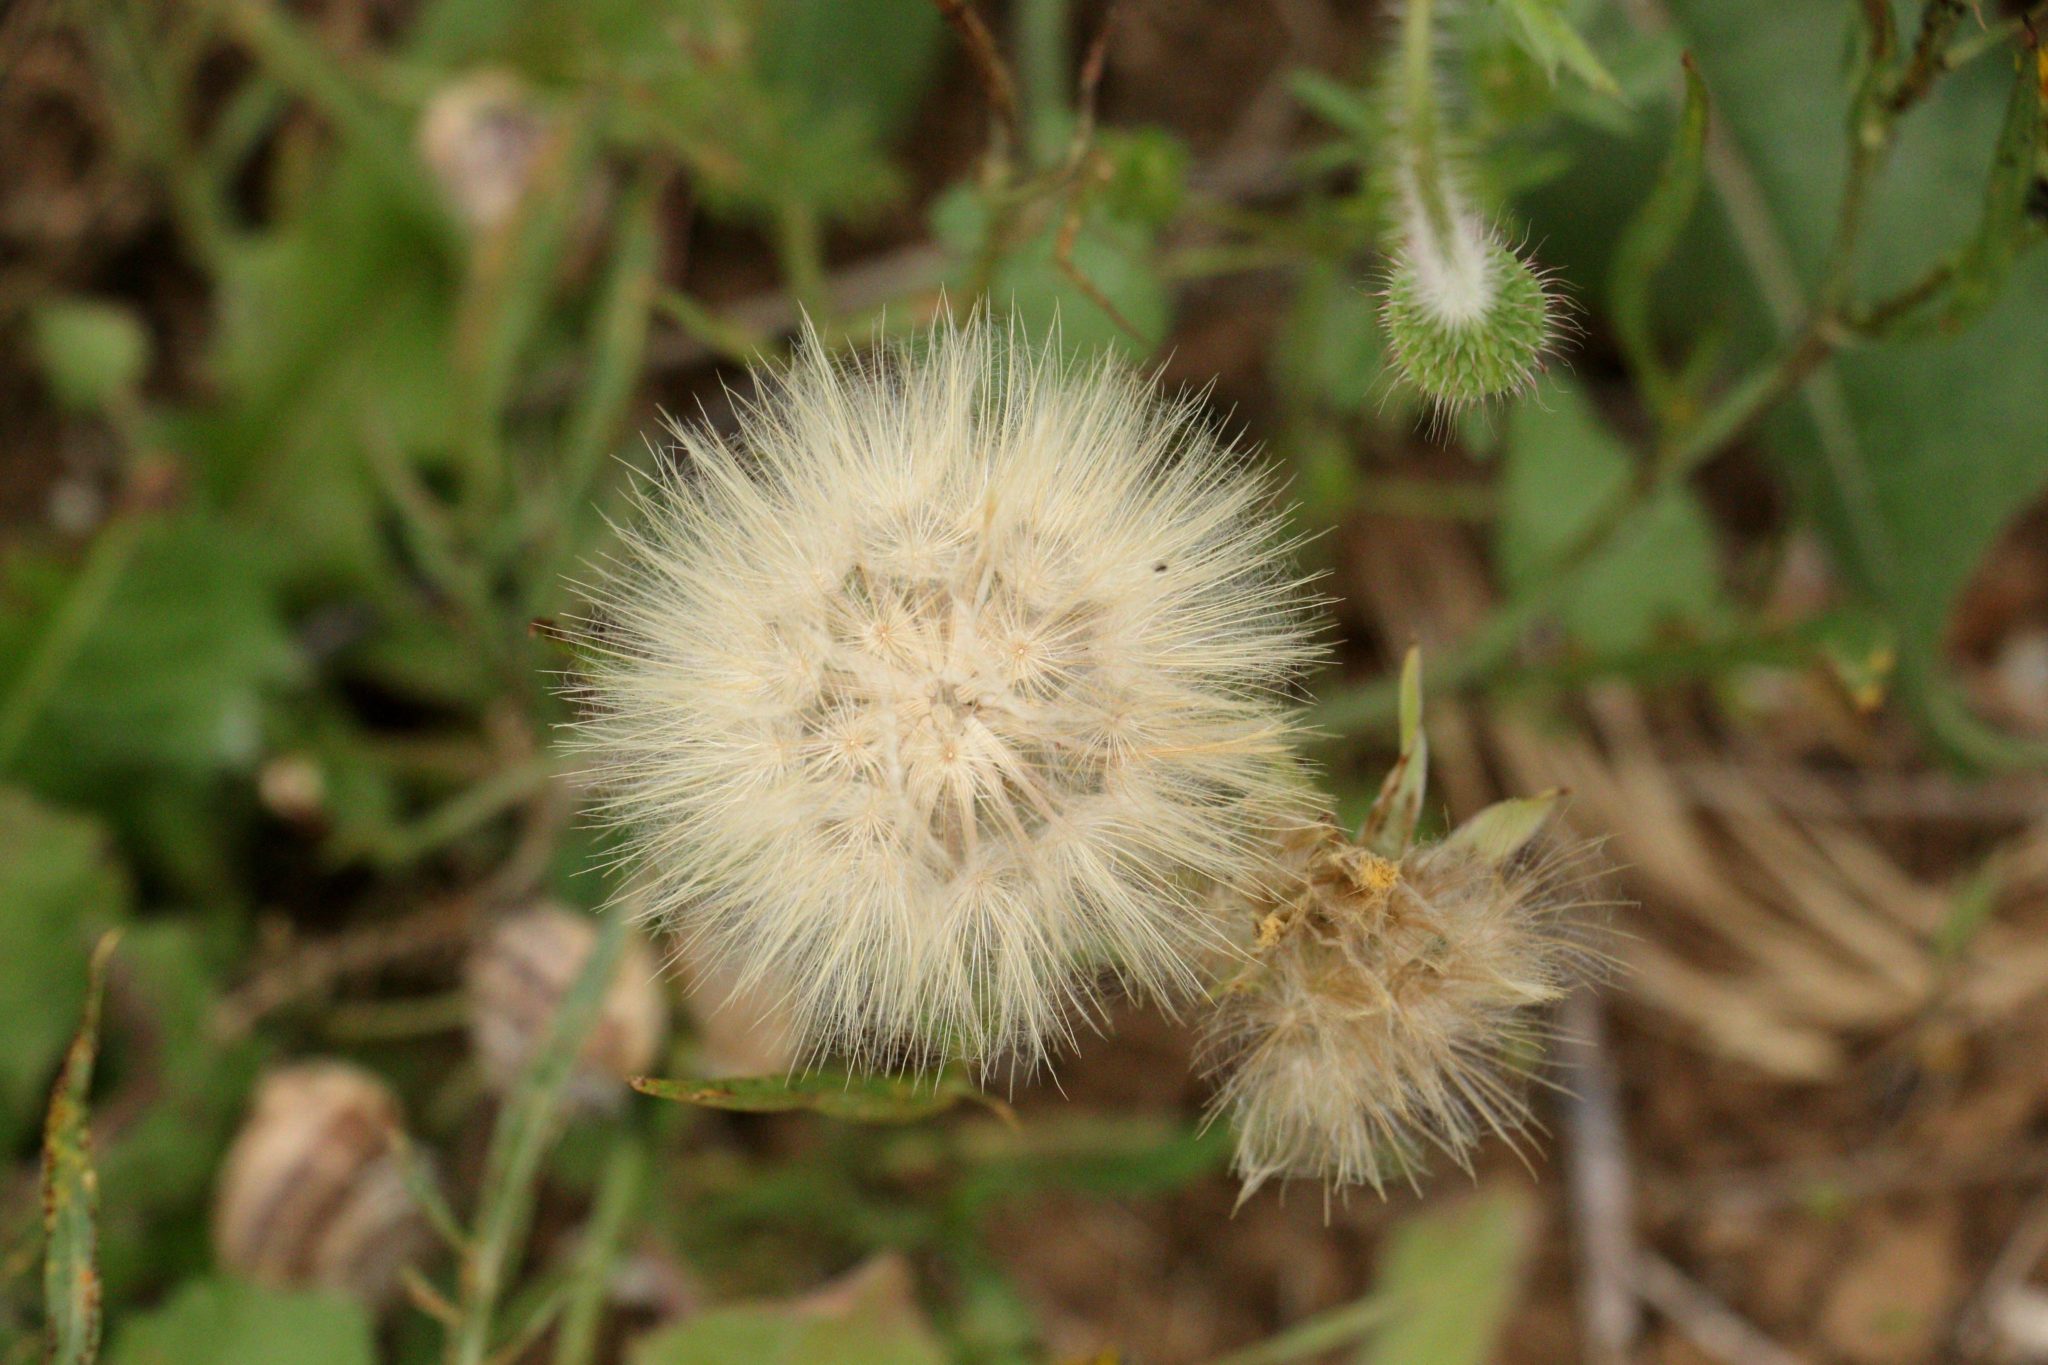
[1016,0,1072,167]
[1395,0,1459,253]
[774,198,833,332]
[550,1132,648,1365]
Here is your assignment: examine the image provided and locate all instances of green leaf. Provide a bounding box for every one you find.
[1500,376,1723,653]
[28,300,151,412]
[93,920,264,1300]
[1288,70,1382,143]
[1526,10,2048,760]
[0,788,127,1147]
[1358,648,1428,857]
[758,0,944,141]
[1439,791,1562,866]
[1358,1186,1538,1365]
[42,931,119,1365]
[628,1254,945,1365]
[0,514,299,798]
[1274,263,1397,419]
[631,1068,1005,1126]
[1490,0,1623,98]
[1608,56,1710,416]
[103,1280,375,1365]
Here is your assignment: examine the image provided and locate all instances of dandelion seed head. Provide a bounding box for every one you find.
[571,318,1319,1068]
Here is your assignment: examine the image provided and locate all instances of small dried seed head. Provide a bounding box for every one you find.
[1206,815,1594,1198]
[212,1062,431,1308]
[466,904,668,1110]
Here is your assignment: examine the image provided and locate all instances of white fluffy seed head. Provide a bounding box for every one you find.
[569,317,1320,1070]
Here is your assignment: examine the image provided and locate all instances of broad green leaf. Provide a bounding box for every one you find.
[29,300,150,412]
[758,0,943,140]
[628,1254,945,1365]
[103,1280,375,1365]
[0,788,127,1147]
[0,514,298,798]
[1525,9,2048,759]
[1500,376,1723,653]
[42,931,118,1365]
[632,1068,1005,1126]
[1358,1186,1538,1365]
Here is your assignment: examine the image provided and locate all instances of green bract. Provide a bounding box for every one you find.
[1382,240,1554,407]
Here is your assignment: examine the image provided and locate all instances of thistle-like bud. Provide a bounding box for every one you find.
[570,316,1319,1068]
[1379,0,1559,407]
[466,904,668,1110]
[212,1062,431,1308]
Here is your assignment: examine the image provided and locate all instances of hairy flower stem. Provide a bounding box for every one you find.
[1396,0,1459,272]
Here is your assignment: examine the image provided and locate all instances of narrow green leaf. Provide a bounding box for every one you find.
[1286,70,1381,142]
[1936,860,2001,960]
[1358,648,1428,857]
[1358,1186,1538,1365]
[1439,791,1562,867]
[42,931,120,1365]
[1940,50,2047,328]
[1493,0,1623,97]
[1609,56,1710,419]
[631,1069,1005,1126]
[1208,1294,1399,1365]
[553,1134,649,1365]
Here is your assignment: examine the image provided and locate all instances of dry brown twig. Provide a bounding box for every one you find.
[1558,990,1642,1365]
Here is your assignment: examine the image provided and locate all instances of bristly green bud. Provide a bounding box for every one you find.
[1377,0,1560,409]
[1382,236,1555,408]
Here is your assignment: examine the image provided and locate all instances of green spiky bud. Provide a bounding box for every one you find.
[1382,235,1555,407]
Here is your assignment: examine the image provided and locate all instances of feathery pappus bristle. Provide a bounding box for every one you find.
[1205,812,1600,1200]
[568,315,1321,1070]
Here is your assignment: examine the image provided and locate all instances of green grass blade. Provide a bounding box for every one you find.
[42,931,120,1365]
